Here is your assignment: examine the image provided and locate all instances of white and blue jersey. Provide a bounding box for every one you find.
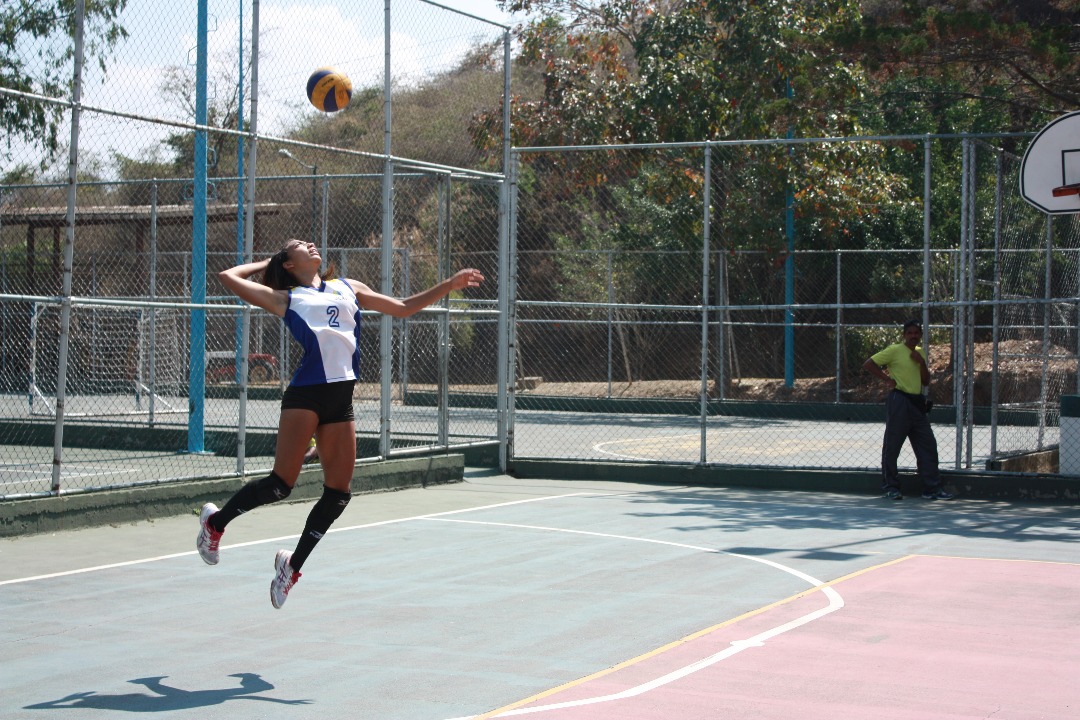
[283,278,362,386]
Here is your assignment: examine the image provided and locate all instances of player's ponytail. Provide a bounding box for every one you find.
[261,247,295,290]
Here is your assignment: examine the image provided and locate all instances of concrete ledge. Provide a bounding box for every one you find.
[986,448,1059,473]
[0,454,464,538]
[509,459,1080,503]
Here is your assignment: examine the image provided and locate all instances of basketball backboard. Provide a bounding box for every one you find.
[1020,110,1080,214]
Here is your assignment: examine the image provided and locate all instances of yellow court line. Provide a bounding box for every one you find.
[916,553,1080,567]
[470,554,917,720]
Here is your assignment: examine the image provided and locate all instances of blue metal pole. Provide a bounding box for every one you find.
[784,80,795,387]
[784,190,795,386]
[188,0,209,453]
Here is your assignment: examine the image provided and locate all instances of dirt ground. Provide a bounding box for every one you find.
[339,340,1074,406]
[507,340,1077,405]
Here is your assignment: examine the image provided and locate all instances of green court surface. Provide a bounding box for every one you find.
[3,471,1079,719]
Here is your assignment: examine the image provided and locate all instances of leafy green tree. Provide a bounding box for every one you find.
[500,0,906,287]
[494,0,925,383]
[504,0,873,144]
[1,0,128,163]
[829,1,1079,315]
[839,0,1080,133]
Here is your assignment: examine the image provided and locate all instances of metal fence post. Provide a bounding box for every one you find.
[437,174,451,448]
[236,0,261,473]
[498,157,517,469]
[953,139,967,468]
[380,160,395,458]
[923,136,932,344]
[496,28,514,470]
[50,0,87,494]
[784,150,795,388]
[700,144,712,464]
[990,149,1003,457]
[1040,215,1053,448]
[972,142,980,468]
[187,0,210,455]
[379,0,394,458]
[835,250,842,403]
[606,250,613,399]
[148,182,159,424]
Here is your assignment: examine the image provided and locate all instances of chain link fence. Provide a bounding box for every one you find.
[508,137,1080,475]
[4,2,1080,500]
[0,0,508,498]
[0,168,503,498]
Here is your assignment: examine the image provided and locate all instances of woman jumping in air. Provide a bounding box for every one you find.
[197,238,484,608]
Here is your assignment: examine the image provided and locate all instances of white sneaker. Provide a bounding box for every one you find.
[196,503,222,565]
[270,550,301,609]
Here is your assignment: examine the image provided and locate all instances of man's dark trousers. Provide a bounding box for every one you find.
[881,389,941,493]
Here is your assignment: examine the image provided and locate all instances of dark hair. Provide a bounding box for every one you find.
[903,318,922,331]
[260,241,337,290]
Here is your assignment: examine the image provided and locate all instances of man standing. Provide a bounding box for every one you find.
[862,319,955,501]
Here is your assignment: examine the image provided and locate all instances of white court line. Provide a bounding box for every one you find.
[591,423,870,462]
[432,517,843,719]
[592,433,700,461]
[5,486,846,716]
[592,428,797,461]
[0,492,590,587]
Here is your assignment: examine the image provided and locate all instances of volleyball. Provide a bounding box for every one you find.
[306,67,352,112]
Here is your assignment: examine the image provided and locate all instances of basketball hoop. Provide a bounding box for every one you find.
[1020,110,1080,213]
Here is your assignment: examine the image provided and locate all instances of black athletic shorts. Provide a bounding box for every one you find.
[281,380,356,425]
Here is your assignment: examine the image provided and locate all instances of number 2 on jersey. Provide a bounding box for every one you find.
[326,306,340,327]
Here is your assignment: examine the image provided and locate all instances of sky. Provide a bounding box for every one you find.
[7,0,524,179]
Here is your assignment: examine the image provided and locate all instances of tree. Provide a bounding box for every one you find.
[494,0,919,384]
[1,0,128,163]
[107,43,257,210]
[155,58,246,184]
[499,0,908,259]
[826,1,1080,330]
[503,0,875,144]
[839,0,1080,133]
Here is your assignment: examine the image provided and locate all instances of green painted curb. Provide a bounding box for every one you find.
[508,459,1080,503]
[0,453,465,537]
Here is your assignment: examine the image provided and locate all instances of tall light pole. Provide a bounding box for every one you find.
[278,148,317,247]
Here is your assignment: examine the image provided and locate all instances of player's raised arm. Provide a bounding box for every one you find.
[219,258,289,317]
[347,268,484,318]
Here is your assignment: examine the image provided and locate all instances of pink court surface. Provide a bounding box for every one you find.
[2,472,1079,719]
[482,555,1077,719]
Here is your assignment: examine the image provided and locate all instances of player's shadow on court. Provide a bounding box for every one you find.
[24,673,312,712]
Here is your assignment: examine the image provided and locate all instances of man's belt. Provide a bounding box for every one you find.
[892,389,931,414]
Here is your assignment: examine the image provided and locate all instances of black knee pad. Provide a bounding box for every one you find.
[307,486,351,535]
[254,471,292,504]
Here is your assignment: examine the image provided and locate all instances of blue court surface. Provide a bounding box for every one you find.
[2,471,1079,719]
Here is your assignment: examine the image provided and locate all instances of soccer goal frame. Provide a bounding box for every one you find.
[28,302,187,419]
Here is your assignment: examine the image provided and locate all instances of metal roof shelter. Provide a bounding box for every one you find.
[0,202,296,288]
